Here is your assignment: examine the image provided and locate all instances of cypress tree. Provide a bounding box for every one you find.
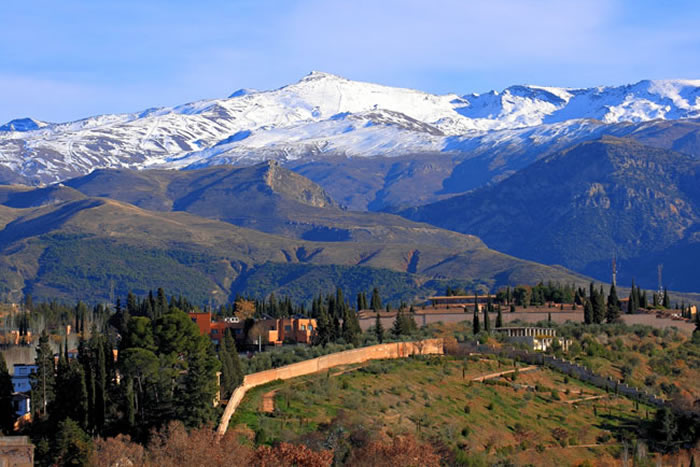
[31,330,56,417]
[226,330,244,389]
[391,308,404,338]
[0,354,15,434]
[483,300,490,333]
[156,288,168,318]
[606,283,621,323]
[662,287,670,308]
[374,312,384,343]
[473,307,480,335]
[496,305,503,328]
[315,309,332,346]
[592,286,606,324]
[370,287,382,313]
[584,299,593,324]
[124,377,136,432]
[628,279,637,314]
[94,339,107,432]
[342,306,362,346]
[641,290,647,309]
[218,337,234,399]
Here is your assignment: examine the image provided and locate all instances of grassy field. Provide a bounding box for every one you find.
[230,354,657,466]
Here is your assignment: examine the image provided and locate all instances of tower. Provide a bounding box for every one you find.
[657,264,663,297]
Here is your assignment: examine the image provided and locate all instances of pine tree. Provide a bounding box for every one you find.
[374,312,384,343]
[606,283,621,323]
[496,305,503,328]
[0,354,15,434]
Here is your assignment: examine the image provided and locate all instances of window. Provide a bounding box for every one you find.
[191,318,197,323]
[284,325,292,332]
[300,325,306,331]
[308,325,313,331]
[212,329,218,335]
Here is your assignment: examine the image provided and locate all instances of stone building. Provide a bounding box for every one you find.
[495,327,570,352]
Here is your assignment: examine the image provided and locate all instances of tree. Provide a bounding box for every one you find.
[342,306,362,346]
[495,305,503,328]
[584,299,593,325]
[652,406,678,452]
[590,284,605,324]
[606,283,621,323]
[31,330,55,417]
[52,359,89,430]
[314,309,332,346]
[482,299,491,333]
[628,279,638,314]
[472,306,480,335]
[0,354,15,434]
[177,336,221,428]
[370,287,382,313]
[374,312,384,343]
[219,329,243,399]
[662,287,670,308]
[347,434,441,467]
[53,418,93,466]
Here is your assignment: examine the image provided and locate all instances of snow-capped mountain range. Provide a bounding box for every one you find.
[2,71,700,184]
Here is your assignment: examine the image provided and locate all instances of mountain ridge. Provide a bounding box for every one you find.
[2,73,700,186]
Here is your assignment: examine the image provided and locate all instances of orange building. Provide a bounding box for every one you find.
[188,312,316,347]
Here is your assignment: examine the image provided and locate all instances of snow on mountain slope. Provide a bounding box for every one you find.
[1,72,700,183]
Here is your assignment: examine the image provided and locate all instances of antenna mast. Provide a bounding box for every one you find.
[657,264,663,297]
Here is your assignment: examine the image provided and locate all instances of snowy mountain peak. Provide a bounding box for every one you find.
[0,117,50,132]
[2,73,700,184]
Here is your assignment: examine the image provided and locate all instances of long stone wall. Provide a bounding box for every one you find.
[217,339,444,435]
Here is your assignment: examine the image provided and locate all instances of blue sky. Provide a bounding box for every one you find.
[2,0,700,123]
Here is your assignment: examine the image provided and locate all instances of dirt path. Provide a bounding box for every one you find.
[472,365,538,382]
[565,395,606,404]
[261,389,278,413]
